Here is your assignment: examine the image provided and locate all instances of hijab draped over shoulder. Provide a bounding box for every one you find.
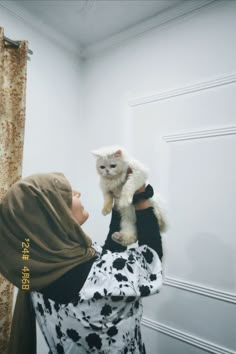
[0,172,96,354]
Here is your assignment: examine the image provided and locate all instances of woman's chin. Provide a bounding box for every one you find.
[81,212,89,225]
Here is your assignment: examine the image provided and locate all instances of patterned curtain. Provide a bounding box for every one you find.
[0,27,28,354]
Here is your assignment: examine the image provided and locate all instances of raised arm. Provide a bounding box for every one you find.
[134,185,163,261]
[102,185,163,260]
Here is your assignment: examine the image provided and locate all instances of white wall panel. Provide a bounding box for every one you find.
[129,78,236,354]
[163,133,235,290]
[142,325,209,354]
[141,321,235,354]
[143,285,236,351]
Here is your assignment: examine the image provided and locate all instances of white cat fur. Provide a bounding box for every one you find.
[92,145,167,246]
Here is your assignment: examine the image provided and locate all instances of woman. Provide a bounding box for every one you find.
[0,172,163,354]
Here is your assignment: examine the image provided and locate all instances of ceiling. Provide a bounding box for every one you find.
[10,0,183,48]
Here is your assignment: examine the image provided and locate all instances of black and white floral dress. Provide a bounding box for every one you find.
[31,241,162,354]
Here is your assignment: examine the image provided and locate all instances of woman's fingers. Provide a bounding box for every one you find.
[134,185,146,194]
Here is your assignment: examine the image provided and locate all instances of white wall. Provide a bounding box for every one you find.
[82,0,236,242]
[82,1,236,353]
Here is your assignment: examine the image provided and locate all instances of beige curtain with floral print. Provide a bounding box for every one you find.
[0,27,28,354]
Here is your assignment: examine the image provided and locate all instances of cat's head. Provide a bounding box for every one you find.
[92,146,128,179]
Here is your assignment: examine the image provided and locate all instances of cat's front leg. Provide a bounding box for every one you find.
[102,191,114,215]
[118,182,139,208]
[118,183,135,209]
[118,195,133,209]
[119,171,146,208]
[112,206,137,246]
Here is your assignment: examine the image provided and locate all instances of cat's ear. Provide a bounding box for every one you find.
[91,150,101,158]
[114,149,122,157]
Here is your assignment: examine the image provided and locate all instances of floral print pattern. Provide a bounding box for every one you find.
[0,27,28,354]
[31,243,162,353]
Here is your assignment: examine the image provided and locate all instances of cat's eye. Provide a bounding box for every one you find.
[100,166,105,169]
[110,164,116,168]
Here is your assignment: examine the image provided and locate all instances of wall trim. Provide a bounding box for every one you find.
[0,0,81,57]
[161,125,236,303]
[162,126,236,142]
[83,0,217,59]
[164,277,236,304]
[0,0,217,60]
[141,317,236,354]
[128,74,236,107]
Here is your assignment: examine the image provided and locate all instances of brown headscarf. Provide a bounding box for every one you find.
[0,172,96,354]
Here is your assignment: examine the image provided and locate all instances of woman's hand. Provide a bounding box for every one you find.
[134,185,146,194]
[133,185,152,210]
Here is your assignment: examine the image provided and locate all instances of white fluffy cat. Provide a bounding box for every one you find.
[92,145,167,246]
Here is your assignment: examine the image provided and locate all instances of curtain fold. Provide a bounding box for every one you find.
[0,27,28,354]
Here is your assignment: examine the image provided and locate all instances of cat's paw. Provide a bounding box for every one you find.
[118,195,133,209]
[112,232,136,247]
[112,232,126,246]
[112,232,123,241]
[102,206,112,215]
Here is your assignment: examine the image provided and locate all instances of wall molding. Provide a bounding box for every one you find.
[0,0,218,60]
[83,0,217,59]
[0,0,81,58]
[161,125,236,304]
[162,126,236,142]
[141,317,236,354]
[128,74,236,107]
[164,276,236,304]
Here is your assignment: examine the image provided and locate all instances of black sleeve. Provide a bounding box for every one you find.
[40,258,96,304]
[136,207,163,261]
[102,209,127,253]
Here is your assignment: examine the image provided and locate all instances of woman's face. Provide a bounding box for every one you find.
[71,191,89,225]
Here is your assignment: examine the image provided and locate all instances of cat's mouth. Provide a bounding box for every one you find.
[105,174,113,179]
